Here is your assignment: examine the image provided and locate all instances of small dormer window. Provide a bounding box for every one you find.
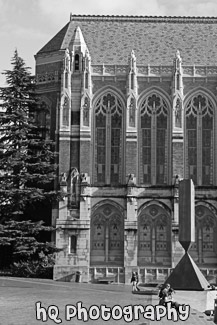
[74,54,80,71]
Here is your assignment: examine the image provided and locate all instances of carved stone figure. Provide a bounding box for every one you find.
[174,98,182,128]
[129,97,136,127]
[62,97,69,126]
[83,96,90,126]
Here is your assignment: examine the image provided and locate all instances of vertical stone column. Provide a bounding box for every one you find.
[80,50,92,177]
[77,173,91,282]
[125,174,138,283]
[125,50,138,177]
[124,51,139,283]
[171,50,185,267]
[172,50,184,180]
[70,27,93,282]
[79,173,91,220]
[59,49,72,220]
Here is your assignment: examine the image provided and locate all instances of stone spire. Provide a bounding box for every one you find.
[173,50,183,95]
[128,50,138,95]
[127,50,138,129]
[70,26,88,56]
[173,50,184,130]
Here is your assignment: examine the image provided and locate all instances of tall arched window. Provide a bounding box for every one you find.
[190,205,217,267]
[74,54,80,71]
[140,93,169,185]
[90,204,124,266]
[94,93,123,185]
[138,203,171,266]
[185,94,214,185]
[38,101,50,139]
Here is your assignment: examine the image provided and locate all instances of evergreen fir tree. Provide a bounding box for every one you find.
[0,50,59,221]
[0,50,61,275]
[0,220,60,278]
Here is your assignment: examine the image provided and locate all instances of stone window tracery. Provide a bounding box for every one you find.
[202,218,214,251]
[109,214,122,249]
[94,93,123,185]
[140,94,169,185]
[139,216,152,250]
[185,94,214,185]
[138,204,171,266]
[90,204,124,266]
[92,214,106,249]
[38,101,50,139]
[156,215,167,251]
[190,205,217,266]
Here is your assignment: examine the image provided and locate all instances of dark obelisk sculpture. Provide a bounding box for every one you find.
[165,179,210,290]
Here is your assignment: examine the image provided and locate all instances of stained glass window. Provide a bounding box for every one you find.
[38,101,50,139]
[190,206,217,265]
[139,221,151,250]
[140,94,168,185]
[109,215,122,250]
[202,224,214,251]
[156,216,167,251]
[90,205,124,266]
[92,214,105,250]
[185,95,214,185]
[95,93,122,185]
[138,205,171,266]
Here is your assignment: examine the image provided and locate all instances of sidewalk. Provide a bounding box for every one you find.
[0,277,216,324]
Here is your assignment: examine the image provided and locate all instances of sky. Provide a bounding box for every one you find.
[1,0,217,87]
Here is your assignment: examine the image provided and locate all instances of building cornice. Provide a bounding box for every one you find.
[70,14,217,24]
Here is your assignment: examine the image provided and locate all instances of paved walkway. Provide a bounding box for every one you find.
[0,277,216,324]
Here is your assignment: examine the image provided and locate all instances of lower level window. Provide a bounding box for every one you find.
[69,235,77,254]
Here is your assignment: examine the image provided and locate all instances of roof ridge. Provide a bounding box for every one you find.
[69,14,217,23]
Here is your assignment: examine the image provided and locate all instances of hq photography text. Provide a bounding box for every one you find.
[35,301,190,323]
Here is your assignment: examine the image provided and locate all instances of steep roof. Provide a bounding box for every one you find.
[37,15,217,66]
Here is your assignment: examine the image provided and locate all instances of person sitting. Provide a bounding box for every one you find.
[158,283,180,310]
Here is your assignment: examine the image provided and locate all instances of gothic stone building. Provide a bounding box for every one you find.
[35,15,217,284]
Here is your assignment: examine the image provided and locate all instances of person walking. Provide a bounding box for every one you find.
[135,272,140,291]
[130,272,137,292]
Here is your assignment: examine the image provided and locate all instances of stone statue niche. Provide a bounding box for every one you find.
[68,168,80,208]
[174,97,182,128]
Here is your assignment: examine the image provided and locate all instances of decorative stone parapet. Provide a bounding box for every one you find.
[36,71,59,83]
[91,64,217,78]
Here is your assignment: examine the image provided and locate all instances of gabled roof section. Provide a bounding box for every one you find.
[38,23,70,54]
[37,15,217,65]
